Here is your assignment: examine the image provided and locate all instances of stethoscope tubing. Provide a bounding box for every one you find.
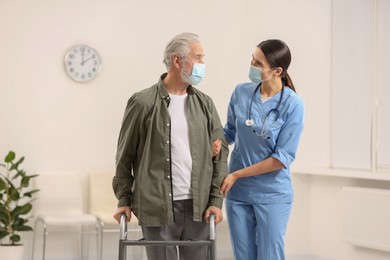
[246,82,285,127]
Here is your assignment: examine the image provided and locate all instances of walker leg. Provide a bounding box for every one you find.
[210,240,216,260]
[118,240,126,260]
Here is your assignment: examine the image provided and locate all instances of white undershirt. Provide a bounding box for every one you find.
[261,96,271,103]
[168,93,192,200]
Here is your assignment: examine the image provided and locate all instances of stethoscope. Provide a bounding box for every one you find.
[245,82,285,139]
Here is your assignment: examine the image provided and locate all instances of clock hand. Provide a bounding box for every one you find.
[81,55,95,65]
[81,52,85,65]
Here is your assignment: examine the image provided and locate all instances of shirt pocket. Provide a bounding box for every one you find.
[261,118,284,147]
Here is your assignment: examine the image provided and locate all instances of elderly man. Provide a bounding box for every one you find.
[113,32,228,260]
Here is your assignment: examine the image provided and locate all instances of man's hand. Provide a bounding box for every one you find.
[212,139,222,157]
[204,206,223,224]
[113,206,132,224]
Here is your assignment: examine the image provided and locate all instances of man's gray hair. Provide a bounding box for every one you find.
[163,32,201,70]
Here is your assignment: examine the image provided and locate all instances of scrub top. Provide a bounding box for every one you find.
[224,82,304,204]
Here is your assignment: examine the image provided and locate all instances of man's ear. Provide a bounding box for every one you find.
[173,54,182,69]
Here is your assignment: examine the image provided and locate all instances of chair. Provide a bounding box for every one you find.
[31,171,101,260]
[88,171,142,259]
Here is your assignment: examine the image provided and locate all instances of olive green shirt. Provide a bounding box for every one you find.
[113,74,228,226]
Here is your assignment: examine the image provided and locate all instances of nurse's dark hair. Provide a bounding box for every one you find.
[257,39,296,92]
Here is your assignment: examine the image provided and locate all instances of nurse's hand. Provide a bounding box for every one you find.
[220,173,238,197]
[212,139,222,157]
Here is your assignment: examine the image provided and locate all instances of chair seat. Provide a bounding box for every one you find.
[93,212,118,225]
[93,212,140,230]
[36,214,98,225]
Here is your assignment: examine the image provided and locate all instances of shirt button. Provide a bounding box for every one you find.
[169,193,172,197]
[167,123,170,126]
[167,175,170,179]
[166,140,170,144]
[166,158,170,162]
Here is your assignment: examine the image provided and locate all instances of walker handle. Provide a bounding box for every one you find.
[209,214,216,241]
[120,214,127,240]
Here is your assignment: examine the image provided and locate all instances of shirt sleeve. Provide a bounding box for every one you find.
[113,94,142,208]
[224,86,238,145]
[209,100,229,209]
[272,98,305,168]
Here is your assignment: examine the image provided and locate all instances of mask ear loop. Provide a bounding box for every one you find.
[179,56,196,78]
[178,56,193,82]
[173,54,184,69]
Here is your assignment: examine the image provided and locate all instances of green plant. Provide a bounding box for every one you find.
[0,151,39,245]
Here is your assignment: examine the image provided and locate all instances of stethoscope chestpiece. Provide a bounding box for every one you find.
[245,119,254,126]
[246,83,285,128]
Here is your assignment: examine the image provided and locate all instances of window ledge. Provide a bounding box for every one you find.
[292,167,390,181]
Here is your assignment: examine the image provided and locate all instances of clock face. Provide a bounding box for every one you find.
[64,44,101,82]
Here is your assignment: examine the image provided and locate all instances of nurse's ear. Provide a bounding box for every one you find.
[274,67,283,77]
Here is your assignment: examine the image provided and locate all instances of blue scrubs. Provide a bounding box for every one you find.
[224,82,304,260]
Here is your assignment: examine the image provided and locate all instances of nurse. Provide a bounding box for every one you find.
[220,39,304,260]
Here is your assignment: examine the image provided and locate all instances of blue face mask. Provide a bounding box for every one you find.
[248,65,262,83]
[182,63,206,85]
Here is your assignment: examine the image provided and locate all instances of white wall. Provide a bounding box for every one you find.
[0,0,328,172]
[4,1,387,260]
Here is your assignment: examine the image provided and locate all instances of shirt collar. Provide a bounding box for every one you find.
[157,73,194,101]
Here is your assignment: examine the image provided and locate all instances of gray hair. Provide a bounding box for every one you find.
[163,32,201,70]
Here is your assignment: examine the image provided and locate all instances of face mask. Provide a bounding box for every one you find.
[181,63,206,85]
[248,65,273,84]
[248,65,262,83]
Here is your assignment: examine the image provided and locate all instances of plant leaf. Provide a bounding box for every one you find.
[0,230,9,240]
[8,184,20,201]
[4,151,15,163]
[0,177,5,191]
[0,206,9,221]
[11,204,32,219]
[13,157,25,169]
[21,176,30,187]
[23,189,40,198]
[13,169,24,179]
[0,217,9,226]
[13,225,33,232]
[10,234,21,243]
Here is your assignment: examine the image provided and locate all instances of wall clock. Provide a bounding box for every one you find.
[64,44,101,82]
